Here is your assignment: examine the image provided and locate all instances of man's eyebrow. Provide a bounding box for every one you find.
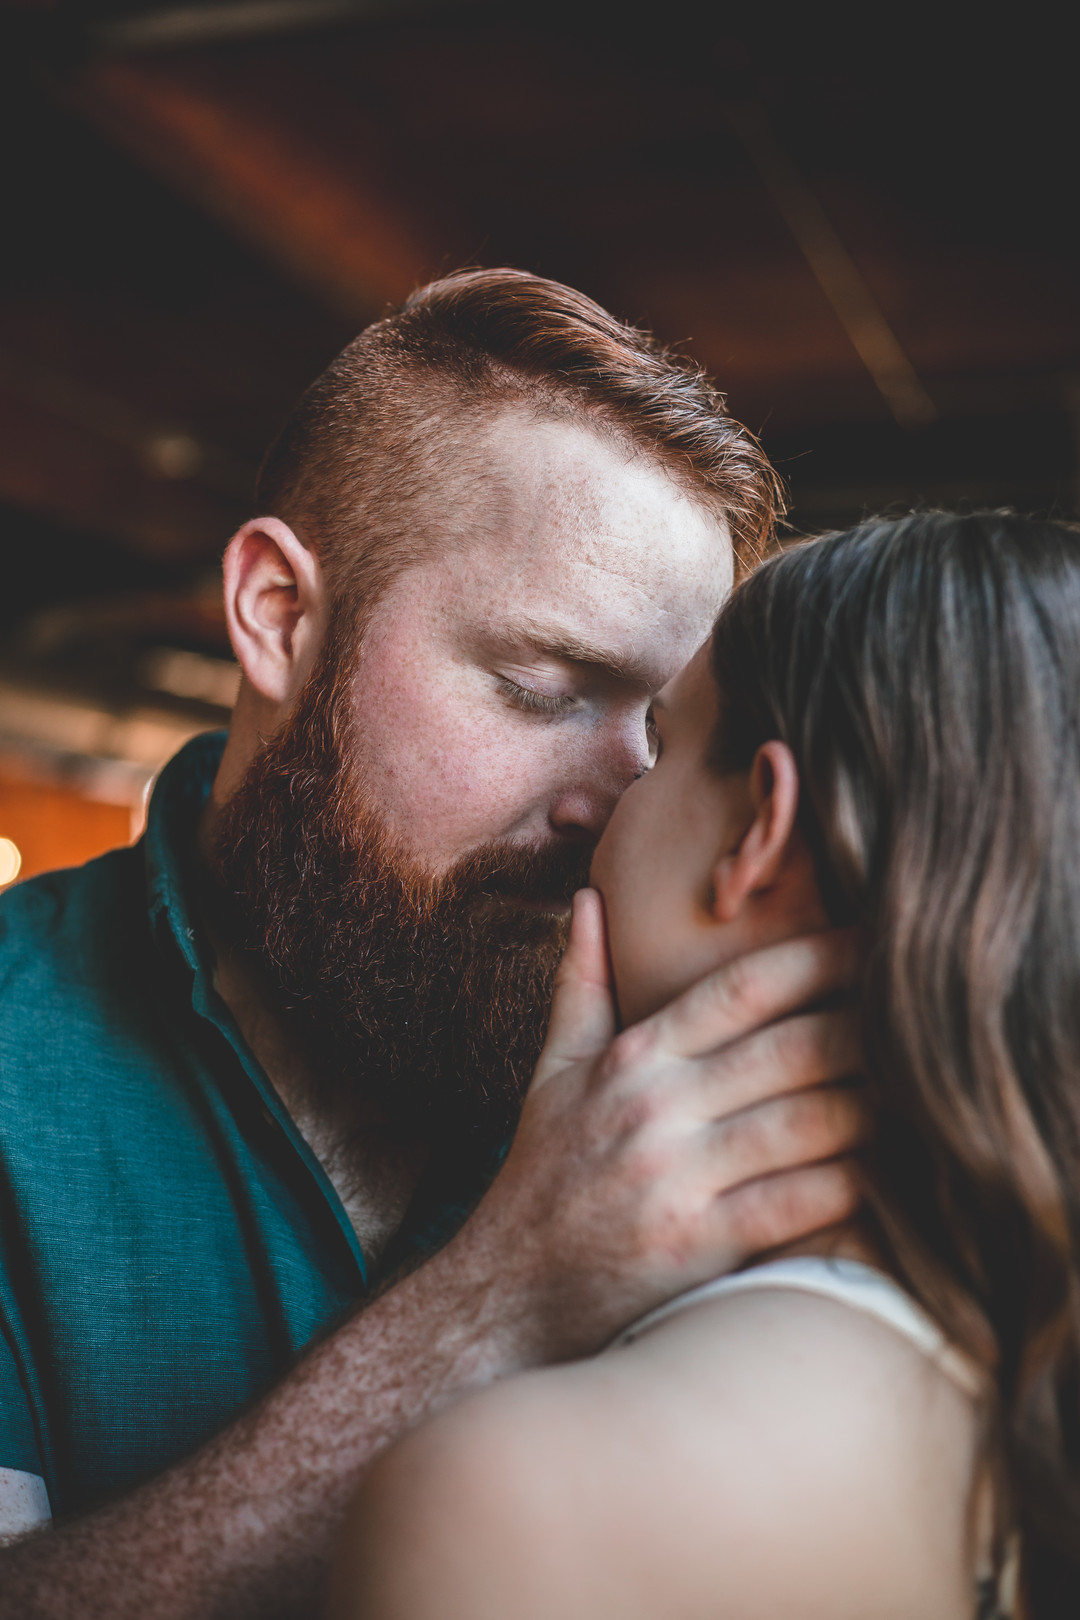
[504,620,656,685]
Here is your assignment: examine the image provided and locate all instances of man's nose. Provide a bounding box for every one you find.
[547,728,651,841]
[547,787,614,842]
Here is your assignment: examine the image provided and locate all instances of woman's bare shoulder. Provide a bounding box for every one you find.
[330,1286,982,1620]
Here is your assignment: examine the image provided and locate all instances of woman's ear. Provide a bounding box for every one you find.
[223,517,328,709]
[711,741,801,923]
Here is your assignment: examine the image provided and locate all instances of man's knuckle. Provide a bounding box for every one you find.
[771,1015,820,1078]
[721,1106,771,1169]
[724,1178,775,1251]
[604,1023,657,1077]
[713,953,758,1019]
[610,1089,666,1143]
[729,1020,795,1094]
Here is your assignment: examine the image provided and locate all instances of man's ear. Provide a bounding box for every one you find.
[223,517,328,708]
[711,741,800,923]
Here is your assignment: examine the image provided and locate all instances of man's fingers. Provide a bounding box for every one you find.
[713,1157,862,1263]
[646,929,861,1060]
[532,889,616,1081]
[697,1008,862,1119]
[708,1084,869,1193]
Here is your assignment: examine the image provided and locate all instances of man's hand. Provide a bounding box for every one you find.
[441,888,865,1365]
[0,892,863,1620]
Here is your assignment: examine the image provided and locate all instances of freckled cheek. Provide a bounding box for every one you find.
[351,672,555,849]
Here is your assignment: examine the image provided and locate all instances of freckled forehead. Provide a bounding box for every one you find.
[459,412,732,616]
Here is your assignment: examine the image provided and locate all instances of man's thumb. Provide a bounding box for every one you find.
[535,888,617,1078]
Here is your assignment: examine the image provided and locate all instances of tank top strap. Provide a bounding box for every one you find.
[612,1255,985,1399]
[612,1256,1019,1616]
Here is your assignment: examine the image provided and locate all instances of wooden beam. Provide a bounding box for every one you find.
[73,55,443,320]
[724,101,938,431]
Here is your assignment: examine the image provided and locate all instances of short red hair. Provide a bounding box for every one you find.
[256,268,782,617]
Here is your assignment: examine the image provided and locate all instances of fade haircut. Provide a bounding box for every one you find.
[256,267,782,626]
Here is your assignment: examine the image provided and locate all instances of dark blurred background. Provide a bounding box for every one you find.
[0,0,1076,886]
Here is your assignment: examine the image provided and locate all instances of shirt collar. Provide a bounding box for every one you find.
[142,731,376,1282]
[144,729,228,971]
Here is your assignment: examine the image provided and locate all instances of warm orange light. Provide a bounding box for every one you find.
[0,836,22,887]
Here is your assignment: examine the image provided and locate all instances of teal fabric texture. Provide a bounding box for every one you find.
[0,733,482,1516]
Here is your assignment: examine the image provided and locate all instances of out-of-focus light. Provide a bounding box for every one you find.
[143,433,204,479]
[0,837,22,887]
[138,647,241,709]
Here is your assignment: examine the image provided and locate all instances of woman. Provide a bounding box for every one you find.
[329,511,1080,1619]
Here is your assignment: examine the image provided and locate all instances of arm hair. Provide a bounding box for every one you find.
[332,1287,982,1620]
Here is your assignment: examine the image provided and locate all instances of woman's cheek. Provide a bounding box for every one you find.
[609,875,679,1026]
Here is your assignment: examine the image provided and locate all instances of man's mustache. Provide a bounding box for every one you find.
[440,838,595,906]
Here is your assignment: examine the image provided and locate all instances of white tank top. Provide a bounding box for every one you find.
[613,1256,1020,1620]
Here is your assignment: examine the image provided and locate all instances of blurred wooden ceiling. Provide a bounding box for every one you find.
[1,0,1077,610]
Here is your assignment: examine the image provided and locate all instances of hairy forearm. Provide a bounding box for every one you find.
[0,1254,514,1620]
[0,926,864,1618]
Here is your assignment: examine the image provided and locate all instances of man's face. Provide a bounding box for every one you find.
[219,414,731,1144]
[348,413,731,876]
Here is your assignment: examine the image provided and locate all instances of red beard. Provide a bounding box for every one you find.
[216,643,592,1148]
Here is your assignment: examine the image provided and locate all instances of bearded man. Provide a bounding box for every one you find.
[0,270,863,1618]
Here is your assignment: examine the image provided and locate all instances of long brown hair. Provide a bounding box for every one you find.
[710,511,1080,1616]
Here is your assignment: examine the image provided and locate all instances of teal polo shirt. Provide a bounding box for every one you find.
[0,733,480,1517]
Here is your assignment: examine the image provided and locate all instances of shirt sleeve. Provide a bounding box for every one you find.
[0,1309,44,1479]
